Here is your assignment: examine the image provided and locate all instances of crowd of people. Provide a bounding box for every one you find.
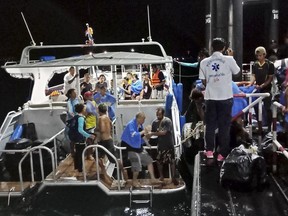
[60,36,288,186]
[181,37,288,162]
[62,65,178,187]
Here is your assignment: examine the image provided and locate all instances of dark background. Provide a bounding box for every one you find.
[0,0,287,124]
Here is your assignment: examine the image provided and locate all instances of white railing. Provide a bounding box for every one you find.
[18,146,55,192]
[0,111,21,142]
[82,144,121,191]
[232,92,270,143]
[272,102,288,162]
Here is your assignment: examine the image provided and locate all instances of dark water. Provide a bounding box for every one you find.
[0,185,191,216]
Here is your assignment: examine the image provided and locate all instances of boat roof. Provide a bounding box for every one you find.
[2,41,173,71]
[3,51,172,70]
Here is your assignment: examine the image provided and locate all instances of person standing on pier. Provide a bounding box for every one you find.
[199,38,240,161]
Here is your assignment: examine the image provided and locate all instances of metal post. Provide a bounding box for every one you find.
[205,0,213,52]
[215,0,229,39]
[232,0,243,80]
[269,0,279,46]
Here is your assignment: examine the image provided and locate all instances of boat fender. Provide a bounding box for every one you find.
[172,81,177,97]
[165,93,173,117]
[177,83,183,113]
[180,115,186,133]
[10,124,23,141]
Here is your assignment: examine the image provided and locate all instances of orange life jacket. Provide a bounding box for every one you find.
[151,70,161,85]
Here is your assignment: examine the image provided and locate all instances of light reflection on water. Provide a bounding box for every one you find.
[0,186,191,216]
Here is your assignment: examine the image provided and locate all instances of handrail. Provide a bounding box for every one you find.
[231,92,270,144]
[18,146,55,192]
[272,101,288,160]
[82,144,121,191]
[0,111,21,142]
[18,41,169,65]
[0,111,16,134]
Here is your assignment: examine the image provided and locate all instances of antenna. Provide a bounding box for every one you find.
[21,12,36,46]
[147,5,152,42]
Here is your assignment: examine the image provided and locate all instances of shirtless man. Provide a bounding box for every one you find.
[97,103,127,180]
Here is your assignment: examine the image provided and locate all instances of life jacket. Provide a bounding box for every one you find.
[151,70,161,85]
[67,115,86,143]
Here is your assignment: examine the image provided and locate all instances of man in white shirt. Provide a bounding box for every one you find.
[199,38,240,161]
[63,66,78,95]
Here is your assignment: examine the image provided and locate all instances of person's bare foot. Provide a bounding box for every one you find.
[132,180,141,188]
[86,155,94,161]
[123,170,128,181]
[172,178,179,186]
[151,178,163,185]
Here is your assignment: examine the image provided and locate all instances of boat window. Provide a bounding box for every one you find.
[45,68,89,96]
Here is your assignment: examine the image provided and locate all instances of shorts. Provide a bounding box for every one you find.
[156,149,175,165]
[98,139,116,162]
[128,150,153,172]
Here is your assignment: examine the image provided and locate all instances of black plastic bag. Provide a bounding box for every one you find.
[220,146,268,190]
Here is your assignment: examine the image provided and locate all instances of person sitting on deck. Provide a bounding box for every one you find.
[121,112,157,187]
[96,103,127,181]
[93,85,116,120]
[131,74,143,99]
[72,104,96,176]
[149,107,179,185]
[94,74,108,93]
[138,71,152,100]
[120,77,132,100]
[80,73,93,98]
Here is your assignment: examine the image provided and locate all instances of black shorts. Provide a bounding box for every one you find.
[98,139,116,162]
[156,149,175,165]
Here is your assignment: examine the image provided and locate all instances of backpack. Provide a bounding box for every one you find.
[66,115,85,143]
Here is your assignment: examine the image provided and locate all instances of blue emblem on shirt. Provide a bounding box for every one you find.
[212,63,220,72]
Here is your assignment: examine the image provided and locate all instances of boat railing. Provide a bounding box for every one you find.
[19,41,169,65]
[232,92,270,144]
[0,111,22,155]
[0,111,19,138]
[271,101,288,172]
[0,128,64,187]
[18,146,55,192]
[82,144,121,191]
[26,101,67,109]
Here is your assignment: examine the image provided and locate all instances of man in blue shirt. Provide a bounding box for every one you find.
[121,112,156,187]
[93,86,116,120]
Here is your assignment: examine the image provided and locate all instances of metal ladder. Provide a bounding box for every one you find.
[129,185,153,208]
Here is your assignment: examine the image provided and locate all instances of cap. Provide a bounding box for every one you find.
[84,91,93,99]
[142,71,149,75]
[255,46,266,55]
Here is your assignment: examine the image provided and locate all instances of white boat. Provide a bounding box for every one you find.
[0,41,185,200]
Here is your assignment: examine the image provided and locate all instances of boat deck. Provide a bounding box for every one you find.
[0,181,37,197]
[192,151,288,216]
[43,155,185,194]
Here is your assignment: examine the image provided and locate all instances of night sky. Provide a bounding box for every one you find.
[0,0,287,123]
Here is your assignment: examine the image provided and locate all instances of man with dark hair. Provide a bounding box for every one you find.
[248,46,274,132]
[72,104,95,175]
[199,37,240,161]
[97,103,127,180]
[63,67,78,95]
[94,85,116,120]
[149,107,179,185]
[151,65,165,99]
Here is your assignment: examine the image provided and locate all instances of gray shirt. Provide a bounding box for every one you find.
[151,117,174,150]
